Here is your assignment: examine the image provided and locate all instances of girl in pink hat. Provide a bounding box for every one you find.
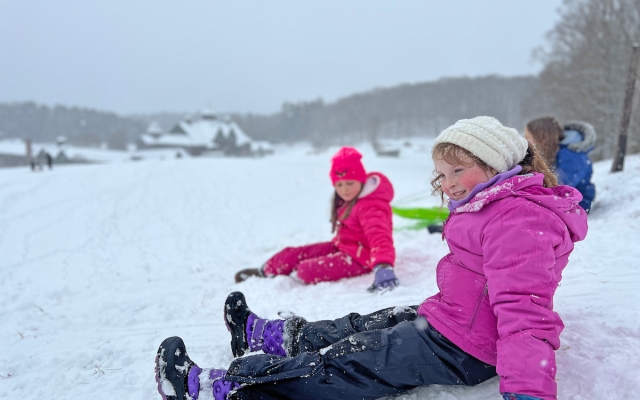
[234,146,398,292]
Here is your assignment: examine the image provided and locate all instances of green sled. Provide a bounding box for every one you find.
[391,206,449,231]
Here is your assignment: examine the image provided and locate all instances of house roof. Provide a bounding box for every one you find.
[141,114,253,149]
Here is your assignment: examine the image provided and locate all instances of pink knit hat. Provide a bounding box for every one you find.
[330,147,367,185]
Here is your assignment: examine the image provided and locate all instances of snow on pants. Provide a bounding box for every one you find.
[226,305,497,400]
[262,241,369,284]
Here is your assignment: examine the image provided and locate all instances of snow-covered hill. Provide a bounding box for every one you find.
[1,142,638,399]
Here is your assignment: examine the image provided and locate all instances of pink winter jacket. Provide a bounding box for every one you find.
[332,172,395,269]
[418,173,588,400]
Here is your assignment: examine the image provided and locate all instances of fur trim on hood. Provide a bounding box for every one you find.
[563,121,597,152]
[357,172,393,202]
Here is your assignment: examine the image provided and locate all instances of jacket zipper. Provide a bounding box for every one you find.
[356,242,363,258]
[441,214,452,241]
[468,285,488,331]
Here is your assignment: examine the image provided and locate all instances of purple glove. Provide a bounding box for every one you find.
[367,264,399,292]
[502,394,543,400]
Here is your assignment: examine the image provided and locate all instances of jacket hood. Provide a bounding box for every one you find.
[563,121,597,153]
[452,173,588,242]
[358,172,394,203]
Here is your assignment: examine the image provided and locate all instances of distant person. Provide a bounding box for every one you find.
[234,146,398,292]
[155,117,587,400]
[45,152,53,170]
[525,117,596,213]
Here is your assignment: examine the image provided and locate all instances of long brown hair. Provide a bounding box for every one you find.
[330,192,359,233]
[430,141,557,202]
[525,116,564,167]
[519,142,558,187]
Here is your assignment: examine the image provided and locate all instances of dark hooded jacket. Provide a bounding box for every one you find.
[556,121,597,212]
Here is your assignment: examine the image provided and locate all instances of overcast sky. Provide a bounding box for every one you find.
[0,0,563,115]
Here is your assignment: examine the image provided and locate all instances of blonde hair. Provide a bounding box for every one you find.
[430,141,557,203]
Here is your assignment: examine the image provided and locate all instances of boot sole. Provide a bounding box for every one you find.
[155,336,192,400]
[224,292,253,357]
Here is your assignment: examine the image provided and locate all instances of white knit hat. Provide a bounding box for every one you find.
[433,116,528,173]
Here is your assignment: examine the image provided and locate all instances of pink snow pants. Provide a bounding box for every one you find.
[262,242,369,284]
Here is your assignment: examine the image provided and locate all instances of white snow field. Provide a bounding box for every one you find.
[1,142,639,400]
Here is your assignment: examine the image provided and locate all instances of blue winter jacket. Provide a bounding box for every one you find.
[556,121,596,213]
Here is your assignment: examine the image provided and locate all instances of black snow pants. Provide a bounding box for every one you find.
[226,305,497,400]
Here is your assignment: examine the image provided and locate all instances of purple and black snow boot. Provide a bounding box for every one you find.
[155,336,195,400]
[208,369,240,400]
[156,337,240,400]
[186,367,240,400]
[224,291,306,357]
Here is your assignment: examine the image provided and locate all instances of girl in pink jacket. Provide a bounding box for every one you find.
[234,146,398,291]
[156,117,587,400]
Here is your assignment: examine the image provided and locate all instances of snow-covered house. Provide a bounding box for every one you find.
[136,111,270,157]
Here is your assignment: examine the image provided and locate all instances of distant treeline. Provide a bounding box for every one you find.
[0,103,145,150]
[0,75,538,151]
[231,75,537,146]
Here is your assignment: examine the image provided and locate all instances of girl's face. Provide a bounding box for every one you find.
[335,179,363,202]
[434,154,497,201]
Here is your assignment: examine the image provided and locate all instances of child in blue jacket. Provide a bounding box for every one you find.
[525,116,596,212]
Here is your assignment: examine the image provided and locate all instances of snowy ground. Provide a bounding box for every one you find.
[1,141,639,399]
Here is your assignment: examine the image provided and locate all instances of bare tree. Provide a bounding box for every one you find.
[525,0,640,160]
[612,45,640,171]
